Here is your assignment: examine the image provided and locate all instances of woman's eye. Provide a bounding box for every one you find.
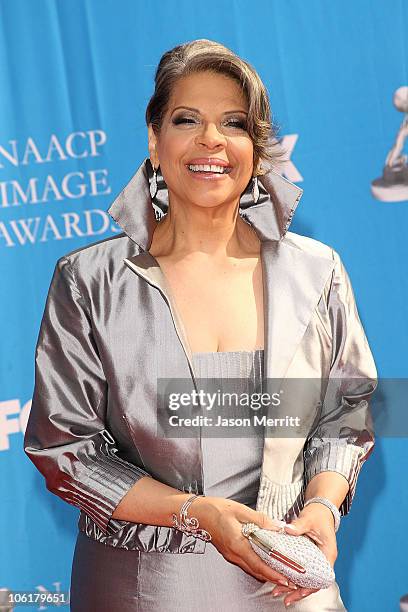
[172,117,197,125]
[171,116,247,130]
[225,119,247,130]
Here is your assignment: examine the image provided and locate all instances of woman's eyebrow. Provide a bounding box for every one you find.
[171,105,248,115]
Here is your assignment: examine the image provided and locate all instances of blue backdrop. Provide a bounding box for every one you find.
[1,1,407,610]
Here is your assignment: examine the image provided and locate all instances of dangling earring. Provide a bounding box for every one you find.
[252,175,260,204]
[150,163,158,200]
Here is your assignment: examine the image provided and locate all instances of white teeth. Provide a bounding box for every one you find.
[187,164,229,173]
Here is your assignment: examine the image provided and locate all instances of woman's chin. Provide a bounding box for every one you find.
[186,194,237,208]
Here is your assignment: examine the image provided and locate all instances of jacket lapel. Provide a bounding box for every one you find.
[261,239,335,382]
[123,251,196,377]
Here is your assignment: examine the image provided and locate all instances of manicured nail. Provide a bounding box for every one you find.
[278,579,289,587]
[272,591,282,597]
[285,524,297,530]
[285,602,292,608]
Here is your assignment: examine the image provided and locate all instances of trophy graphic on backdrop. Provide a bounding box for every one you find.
[371,86,408,202]
[0,589,13,611]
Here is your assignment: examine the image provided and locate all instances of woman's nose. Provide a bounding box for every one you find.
[195,122,226,149]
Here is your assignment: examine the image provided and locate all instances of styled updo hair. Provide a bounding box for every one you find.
[145,39,286,176]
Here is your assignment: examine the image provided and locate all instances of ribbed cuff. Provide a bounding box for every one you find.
[86,449,151,535]
[256,478,305,520]
[59,446,151,536]
[303,440,372,516]
[243,476,305,532]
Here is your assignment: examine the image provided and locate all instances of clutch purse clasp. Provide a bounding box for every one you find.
[244,527,306,574]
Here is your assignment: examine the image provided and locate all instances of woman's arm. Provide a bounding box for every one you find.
[110,471,348,535]
[304,471,349,510]
[303,248,378,515]
[24,256,151,537]
[110,475,193,526]
[275,250,378,608]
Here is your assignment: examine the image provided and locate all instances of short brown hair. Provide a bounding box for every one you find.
[145,39,286,175]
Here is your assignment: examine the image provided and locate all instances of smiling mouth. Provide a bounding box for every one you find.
[186,163,232,175]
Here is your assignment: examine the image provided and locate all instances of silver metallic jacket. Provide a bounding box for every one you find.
[24,158,378,553]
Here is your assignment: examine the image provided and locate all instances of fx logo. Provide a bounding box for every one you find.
[0,398,31,451]
[274,134,303,182]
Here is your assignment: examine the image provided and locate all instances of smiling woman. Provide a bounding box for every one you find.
[24,38,376,612]
[148,73,255,212]
[146,70,260,264]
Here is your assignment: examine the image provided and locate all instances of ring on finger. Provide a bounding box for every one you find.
[241,523,253,538]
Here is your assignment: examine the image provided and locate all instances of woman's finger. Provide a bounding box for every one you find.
[227,550,297,589]
[232,539,298,589]
[283,586,320,606]
[306,530,324,546]
[272,585,295,598]
[284,516,311,536]
[242,547,293,587]
[238,508,288,532]
[284,517,338,567]
[242,536,300,588]
[234,555,272,584]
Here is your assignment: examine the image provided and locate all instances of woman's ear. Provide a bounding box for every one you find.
[148,124,160,169]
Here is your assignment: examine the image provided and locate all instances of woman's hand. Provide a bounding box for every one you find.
[270,503,338,607]
[192,496,299,592]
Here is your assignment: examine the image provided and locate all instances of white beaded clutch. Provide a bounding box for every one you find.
[242,524,335,590]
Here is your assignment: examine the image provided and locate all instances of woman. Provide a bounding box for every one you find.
[24,39,377,610]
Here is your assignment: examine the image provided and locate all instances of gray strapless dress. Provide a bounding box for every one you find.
[70,350,346,611]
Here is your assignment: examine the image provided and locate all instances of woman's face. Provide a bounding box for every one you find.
[148,70,255,209]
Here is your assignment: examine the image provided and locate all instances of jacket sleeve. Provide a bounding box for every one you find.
[24,256,151,537]
[303,249,378,516]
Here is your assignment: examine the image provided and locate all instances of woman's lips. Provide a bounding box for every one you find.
[185,165,233,181]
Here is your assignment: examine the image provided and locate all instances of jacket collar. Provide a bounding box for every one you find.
[106,157,304,249]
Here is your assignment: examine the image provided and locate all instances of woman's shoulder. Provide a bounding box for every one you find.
[55,232,139,276]
[50,232,142,299]
[283,230,338,261]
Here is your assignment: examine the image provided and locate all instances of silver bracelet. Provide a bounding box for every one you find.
[171,494,212,542]
[303,496,341,533]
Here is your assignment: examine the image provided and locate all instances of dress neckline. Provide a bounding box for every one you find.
[192,348,264,356]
